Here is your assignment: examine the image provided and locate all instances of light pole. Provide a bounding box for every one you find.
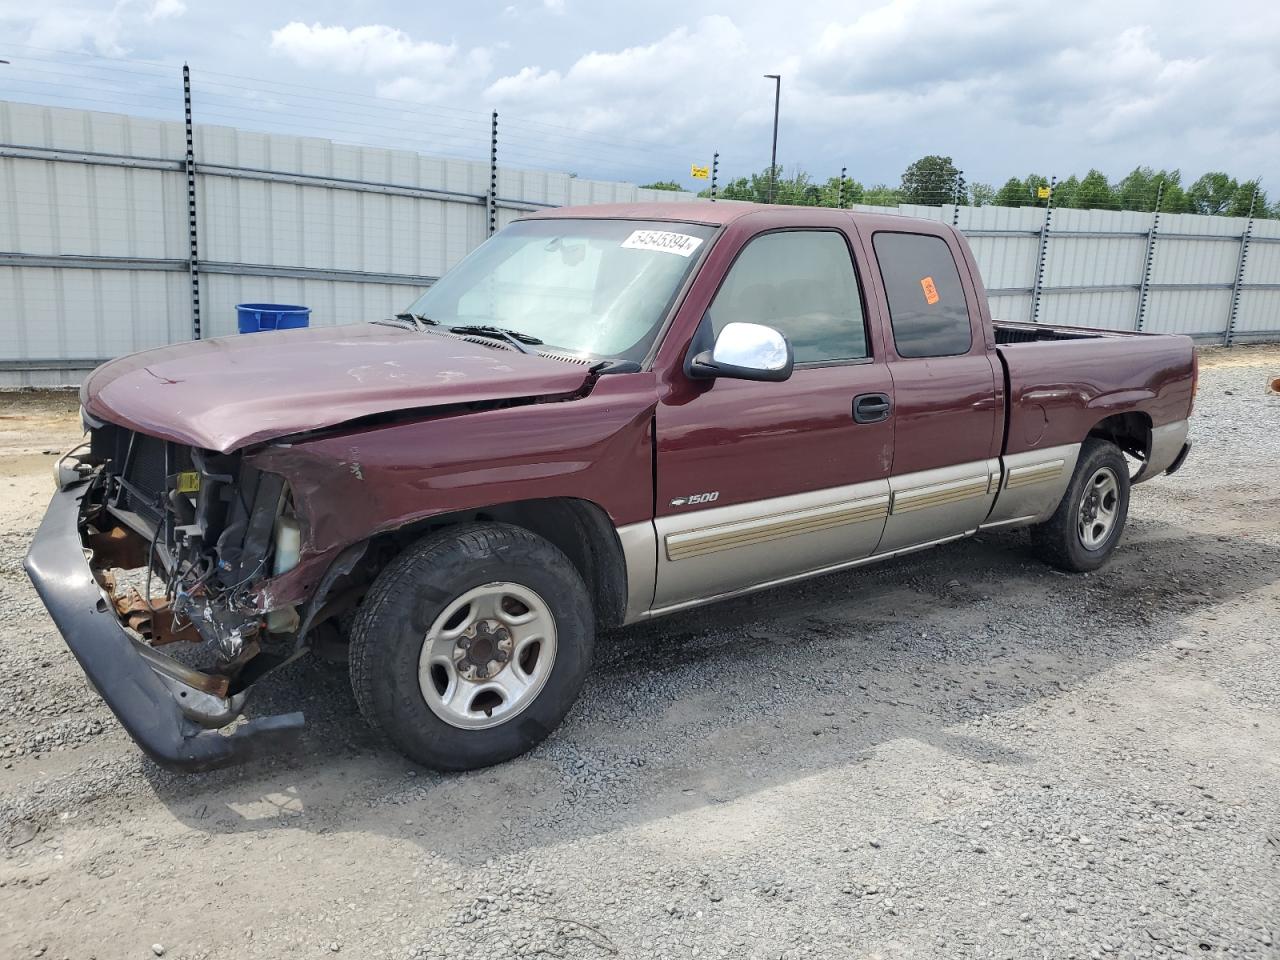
[764,73,780,203]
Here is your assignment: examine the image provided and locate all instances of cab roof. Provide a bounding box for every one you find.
[521,200,947,234]
[523,200,751,227]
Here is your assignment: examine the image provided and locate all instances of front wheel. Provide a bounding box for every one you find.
[349,523,593,770]
[1030,439,1131,572]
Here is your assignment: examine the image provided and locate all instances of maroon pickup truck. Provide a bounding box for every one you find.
[25,202,1196,772]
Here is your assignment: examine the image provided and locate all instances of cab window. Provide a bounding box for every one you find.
[873,232,973,358]
[707,230,869,364]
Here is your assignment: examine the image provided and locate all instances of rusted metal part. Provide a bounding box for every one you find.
[110,587,202,646]
[27,484,305,769]
[95,567,117,596]
[85,525,150,569]
[128,638,232,698]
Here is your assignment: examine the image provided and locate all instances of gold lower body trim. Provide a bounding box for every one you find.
[665,496,890,561]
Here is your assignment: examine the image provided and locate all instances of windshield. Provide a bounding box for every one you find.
[405,218,716,362]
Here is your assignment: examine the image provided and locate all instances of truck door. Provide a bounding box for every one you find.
[652,226,894,611]
[862,228,1003,553]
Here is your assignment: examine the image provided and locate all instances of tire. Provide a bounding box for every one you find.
[349,522,593,771]
[1030,438,1131,573]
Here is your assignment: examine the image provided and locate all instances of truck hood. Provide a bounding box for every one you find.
[82,324,593,453]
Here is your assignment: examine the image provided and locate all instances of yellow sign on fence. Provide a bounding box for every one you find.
[1037,185,1051,200]
[691,164,710,180]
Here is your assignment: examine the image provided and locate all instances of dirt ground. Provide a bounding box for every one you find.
[1,347,1278,960]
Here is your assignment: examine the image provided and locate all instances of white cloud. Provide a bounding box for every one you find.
[486,15,749,139]
[271,22,457,74]
[767,0,1265,185]
[2,0,185,56]
[145,0,185,23]
[10,6,129,56]
[5,0,1280,189]
[269,21,492,101]
[466,0,1280,187]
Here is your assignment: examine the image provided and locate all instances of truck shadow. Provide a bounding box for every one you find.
[140,519,1280,866]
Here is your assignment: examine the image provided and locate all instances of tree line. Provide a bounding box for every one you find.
[642,155,1273,218]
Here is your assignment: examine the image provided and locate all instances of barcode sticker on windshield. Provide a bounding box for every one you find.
[621,230,704,257]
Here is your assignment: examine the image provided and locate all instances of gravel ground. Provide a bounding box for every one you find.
[1,346,1278,960]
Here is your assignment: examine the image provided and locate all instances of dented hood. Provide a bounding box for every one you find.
[82,324,592,453]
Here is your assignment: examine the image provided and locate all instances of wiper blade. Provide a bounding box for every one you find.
[449,324,543,355]
[370,312,437,332]
[398,312,438,327]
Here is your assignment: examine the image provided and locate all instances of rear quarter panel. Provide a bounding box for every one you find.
[998,333,1195,455]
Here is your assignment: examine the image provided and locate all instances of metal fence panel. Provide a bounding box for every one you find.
[199,173,485,275]
[1039,289,1142,330]
[1244,236,1280,284]
[0,99,186,157]
[960,205,1046,233]
[987,293,1033,323]
[966,235,1038,296]
[1144,288,1232,338]
[1159,211,1246,237]
[1,157,184,260]
[1150,237,1239,287]
[3,99,1280,388]
[1252,219,1280,240]
[1233,290,1280,337]
[0,264,190,373]
[1043,234,1146,289]
[897,203,949,222]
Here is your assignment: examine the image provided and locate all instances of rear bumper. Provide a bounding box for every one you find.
[1134,419,1191,484]
[23,482,303,772]
[1165,440,1192,476]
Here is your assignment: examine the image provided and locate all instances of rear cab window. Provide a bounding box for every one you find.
[872,232,973,358]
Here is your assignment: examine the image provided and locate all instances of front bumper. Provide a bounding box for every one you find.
[23,482,304,772]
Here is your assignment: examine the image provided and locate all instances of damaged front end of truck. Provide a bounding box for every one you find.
[24,415,330,771]
[23,317,611,770]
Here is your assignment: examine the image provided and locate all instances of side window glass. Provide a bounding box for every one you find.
[707,231,868,363]
[872,232,973,358]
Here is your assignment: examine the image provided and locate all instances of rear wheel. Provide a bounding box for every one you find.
[1030,439,1130,572]
[349,523,593,770]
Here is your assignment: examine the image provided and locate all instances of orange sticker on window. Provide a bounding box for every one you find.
[920,276,940,305]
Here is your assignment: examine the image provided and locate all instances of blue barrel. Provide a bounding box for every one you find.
[236,303,311,334]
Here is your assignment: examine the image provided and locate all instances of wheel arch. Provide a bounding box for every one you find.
[1086,411,1152,464]
[371,497,630,630]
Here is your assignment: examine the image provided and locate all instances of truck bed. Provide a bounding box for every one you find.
[993,321,1196,471]
[993,320,1137,344]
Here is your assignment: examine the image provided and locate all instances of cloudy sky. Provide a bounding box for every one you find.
[3,0,1279,191]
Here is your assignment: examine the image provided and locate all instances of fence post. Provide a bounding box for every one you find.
[1134,179,1164,332]
[1225,188,1257,346]
[182,63,201,340]
[710,152,719,202]
[488,111,498,237]
[1030,175,1057,323]
[952,169,965,228]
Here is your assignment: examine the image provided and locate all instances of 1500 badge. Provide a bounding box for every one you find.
[670,491,720,507]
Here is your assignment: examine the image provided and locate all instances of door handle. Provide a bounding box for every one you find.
[853,393,892,424]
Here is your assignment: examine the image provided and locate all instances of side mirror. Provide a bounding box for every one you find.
[687,322,794,382]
